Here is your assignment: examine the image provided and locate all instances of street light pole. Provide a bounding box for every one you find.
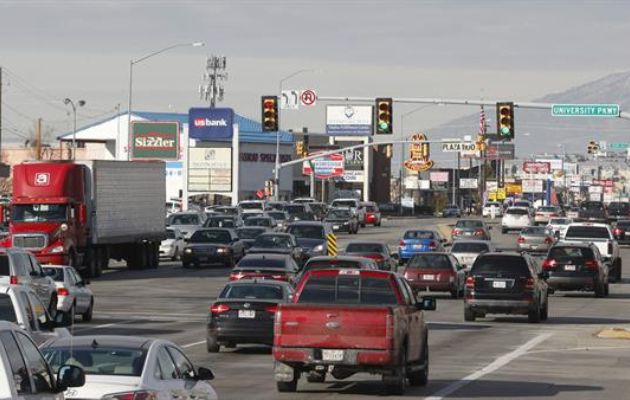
[274,69,315,201]
[126,41,204,160]
[63,98,85,160]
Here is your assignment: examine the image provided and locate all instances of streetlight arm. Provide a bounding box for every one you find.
[132,42,204,65]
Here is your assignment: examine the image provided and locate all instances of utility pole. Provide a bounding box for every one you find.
[0,66,2,156]
[35,118,42,160]
[200,56,228,107]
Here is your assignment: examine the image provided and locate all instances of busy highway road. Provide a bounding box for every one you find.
[73,216,630,400]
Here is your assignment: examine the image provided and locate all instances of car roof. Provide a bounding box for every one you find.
[346,240,386,245]
[196,227,234,232]
[307,255,373,263]
[225,279,292,288]
[43,335,155,349]
[288,221,325,226]
[41,264,70,269]
[567,222,609,228]
[240,253,293,261]
[258,232,292,237]
[478,251,525,258]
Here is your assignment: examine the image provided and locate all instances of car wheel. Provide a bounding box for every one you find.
[64,303,76,325]
[408,338,429,386]
[541,297,549,321]
[48,295,58,320]
[206,336,220,353]
[82,299,94,322]
[182,262,191,269]
[171,248,180,262]
[604,282,610,297]
[595,281,606,298]
[450,288,459,299]
[501,228,507,234]
[464,306,476,322]
[616,259,622,282]
[385,347,407,395]
[528,302,541,323]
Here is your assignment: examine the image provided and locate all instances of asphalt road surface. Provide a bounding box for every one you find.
[73,217,630,399]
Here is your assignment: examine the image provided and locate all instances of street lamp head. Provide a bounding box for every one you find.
[78,100,86,107]
[192,42,205,47]
[63,98,71,105]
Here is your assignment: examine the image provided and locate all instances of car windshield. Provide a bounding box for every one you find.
[220,284,284,300]
[445,205,458,210]
[580,202,604,211]
[168,214,200,225]
[485,202,501,207]
[407,254,452,270]
[0,294,17,323]
[43,346,147,377]
[310,204,326,213]
[456,220,483,228]
[521,227,548,235]
[267,212,287,220]
[507,208,528,215]
[616,221,630,229]
[253,235,292,248]
[165,230,176,239]
[244,218,271,227]
[327,210,350,219]
[298,275,397,305]
[332,200,356,208]
[549,246,595,261]
[285,205,306,214]
[240,203,264,210]
[472,255,530,276]
[237,257,286,269]
[404,231,434,239]
[189,230,231,244]
[514,202,530,208]
[549,218,570,225]
[565,226,611,239]
[345,243,385,253]
[364,205,377,212]
[0,255,10,276]
[287,225,324,239]
[236,228,266,239]
[609,202,629,211]
[11,204,67,222]
[451,242,489,253]
[304,259,363,271]
[539,207,557,212]
[43,267,65,282]
[205,218,235,228]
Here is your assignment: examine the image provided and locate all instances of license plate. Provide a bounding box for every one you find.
[413,244,424,249]
[492,280,507,289]
[322,349,344,361]
[464,232,473,236]
[564,265,576,271]
[333,225,340,230]
[422,274,435,280]
[238,310,255,319]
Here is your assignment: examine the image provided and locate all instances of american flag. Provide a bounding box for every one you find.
[479,106,487,136]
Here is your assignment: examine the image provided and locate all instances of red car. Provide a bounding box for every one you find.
[229,254,299,284]
[361,202,382,227]
[403,252,466,298]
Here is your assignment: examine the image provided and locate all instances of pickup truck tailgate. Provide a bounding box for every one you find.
[275,304,392,350]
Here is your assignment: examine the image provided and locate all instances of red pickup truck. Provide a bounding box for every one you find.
[273,269,436,395]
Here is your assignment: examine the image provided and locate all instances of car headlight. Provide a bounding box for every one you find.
[312,244,324,252]
[49,245,65,254]
[216,248,228,254]
[343,222,349,225]
[184,248,193,254]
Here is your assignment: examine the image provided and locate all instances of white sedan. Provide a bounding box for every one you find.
[501,207,534,233]
[160,228,186,261]
[41,335,218,400]
[43,265,94,323]
[546,217,573,239]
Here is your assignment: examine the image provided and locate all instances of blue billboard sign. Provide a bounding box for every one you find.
[188,108,234,140]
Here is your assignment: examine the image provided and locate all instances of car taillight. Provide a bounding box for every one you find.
[365,254,384,262]
[9,275,18,285]
[585,260,599,270]
[517,236,526,243]
[399,240,405,247]
[613,228,623,235]
[271,274,288,281]
[544,237,554,244]
[102,391,158,400]
[524,277,535,290]
[57,288,69,296]
[452,228,461,235]
[210,304,230,314]
[465,276,475,289]
[428,240,438,249]
[542,258,556,270]
[265,304,278,314]
[474,229,484,236]
[550,213,558,217]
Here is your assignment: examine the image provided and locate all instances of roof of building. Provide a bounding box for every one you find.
[57,110,293,144]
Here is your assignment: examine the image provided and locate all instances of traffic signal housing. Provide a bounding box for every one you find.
[375,98,393,134]
[261,96,279,132]
[496,102,514,140]
[587,140,599,154]
[295,140,304,157]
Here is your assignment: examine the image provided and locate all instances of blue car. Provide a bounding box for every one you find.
[398,229,446,264]
[442,205,461,218]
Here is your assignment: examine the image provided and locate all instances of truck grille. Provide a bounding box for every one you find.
[13,234,47,250]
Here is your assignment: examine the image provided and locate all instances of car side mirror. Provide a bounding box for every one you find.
[57,365,85,391]
[196,366,214,381]
[417,296,436,311]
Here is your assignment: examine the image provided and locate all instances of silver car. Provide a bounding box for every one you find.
[517,226,556,253]
[42,265,94,323]
[166,211,206,239]
[450,240,495,271]
[160,228,186,261]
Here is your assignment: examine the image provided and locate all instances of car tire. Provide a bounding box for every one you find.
[276,370,299,393]
[206,336,220,353]
[306,371,326,383]
[528,302,541,323]
[464,306,476,322]
[450,288,459,299]
[172,248,180,262]
[64,303,76,325]
[182,262,191,269]
[595,281,606,298]
[501,228,507,234]
[225,258,235,269]
[82,299,94,322]
[385,347,408,395]
[541,298,549,321]
[616,259,622,282]
[604,282,610,297]
[408,338,429,386]
[48,295,58,320]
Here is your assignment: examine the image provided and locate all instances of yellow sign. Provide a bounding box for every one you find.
[488,188,506,201]
[505,183,522,195]
[404,133,434,172]
[326,233,338,256]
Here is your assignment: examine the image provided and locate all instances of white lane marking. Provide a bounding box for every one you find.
[425,332,552,400]
[527,345,630,355]
[71,320,135,332]
[182,340,206,349]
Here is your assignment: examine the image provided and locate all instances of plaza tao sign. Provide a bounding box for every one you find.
[131,121,179,160]
[551,104,620,117]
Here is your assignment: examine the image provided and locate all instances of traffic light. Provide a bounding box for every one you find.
[375,98,393,134]
[587,140,599,154]
[385,144,393,158]
[261,96,279,132]
[303,135,309,156]
[295,140,304,157]
[496,102,514,140]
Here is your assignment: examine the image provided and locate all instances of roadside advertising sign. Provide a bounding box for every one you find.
[188,107,234,140]
[130,121,179,160]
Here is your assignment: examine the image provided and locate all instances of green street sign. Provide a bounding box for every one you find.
[609,142,629,150]
[552,104,619,117]
[131,121,180,160]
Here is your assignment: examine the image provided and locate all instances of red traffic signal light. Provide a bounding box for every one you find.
[261,96,279,132]
[375,98,393,134]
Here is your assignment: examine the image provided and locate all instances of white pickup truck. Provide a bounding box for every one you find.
[561,223,622,282]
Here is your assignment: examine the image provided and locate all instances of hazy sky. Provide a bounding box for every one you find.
[1,0,629,150]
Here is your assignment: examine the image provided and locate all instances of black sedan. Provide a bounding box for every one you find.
[207,280,294,352]
[246,232,305,265]
[235,227,269,249]
[342,240,398,271]
[324,207,360,234]
[182,228,245,268]
[204,214,240,228]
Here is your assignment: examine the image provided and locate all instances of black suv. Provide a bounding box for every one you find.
[607,201,630,222]
[542,243,609,297]
[464,252,549,323]
[577,201,607,222]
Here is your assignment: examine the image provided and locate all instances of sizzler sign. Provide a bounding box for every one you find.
[131,121,179,160]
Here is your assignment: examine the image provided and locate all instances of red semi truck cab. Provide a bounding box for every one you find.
[273,269,436,395]
[2,162,89,266]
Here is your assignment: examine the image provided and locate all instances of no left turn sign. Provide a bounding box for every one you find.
[300,89,317,107]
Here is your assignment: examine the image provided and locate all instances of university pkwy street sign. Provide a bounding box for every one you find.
[552,104,620,117]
